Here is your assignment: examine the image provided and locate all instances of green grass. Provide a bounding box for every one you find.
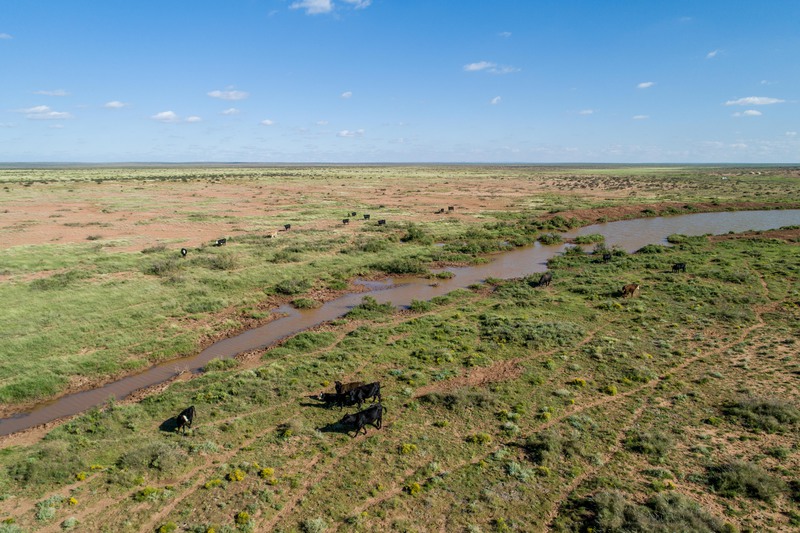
[0,225,797,531]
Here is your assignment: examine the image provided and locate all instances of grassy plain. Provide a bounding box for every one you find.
[0,165,798,531]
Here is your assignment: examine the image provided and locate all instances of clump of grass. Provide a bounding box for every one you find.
[274,278,312,295]
[574,233,604,244]
[722,397,799,433]
[292,297,321,309]
[555,490,727,532]
[227,469,246,482]
[467,433,492,445]
[204,358,239,372]
[8,442,84,486]
[404,482,422,496]
[410,299,433,312]
[30,269,92,290]
[624,430,672,462]
[346,296,395,319]
[116,442,185,474]
[538,233,563,245]
[707,461,785,501]
[399,443,418,454]
[479,315,584,349]
[371,257,429,275]
[401,223,433,244]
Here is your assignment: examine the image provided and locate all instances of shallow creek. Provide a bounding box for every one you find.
[1,209,798,436]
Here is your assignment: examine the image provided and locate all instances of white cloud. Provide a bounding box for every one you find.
[104,101,129,109]
[0,33,12,39]
[760,80,777,85]
[33,89,68,96]
[342,0,371,8]
[207,89,249,101]
[49,124,64,129]
[499,31,511,38]
[786,131,797,137]
[316,120,329,125]
[185,116,202,123]
[0,122,16,128]
[151,111,180,123]
[637,81,655,89]
[633,115,649,120]
[17,105,72,120]
[725,96,784,106]
[337,129,364,137]
[731,143,748,150]
[706,49,720,59]
[490,96,501,105]
[260,119,275,126]
[290,0,332,15]
[340,91,353,99]
[222,108,240,115]
[731,110,762,117]
[579,109,594,115]
[463,61,519,74]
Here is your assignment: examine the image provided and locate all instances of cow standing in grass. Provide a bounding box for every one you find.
[621,283,640,298]
[335,380,365,395]
[176,406,195,434]
[340,403,386,437]
[672,262,687,273]
[538,271,553,288]
[348,382,381,409]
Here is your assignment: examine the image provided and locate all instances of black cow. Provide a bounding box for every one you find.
[538,271,553,287]
[340,403,386,437]
[602,252,612,263]
[180,248,188,257]
[342,218,350,225]
[435,208,444,214]
[284,224,291,230]
[348,381,381,409]
[672,262,686,273]
[351,211,357,217]
[213,238,227,247]
[175,406,195,434]
[363,214,371,220]
[448,206,454,212]
[377,219,386,226]
[310,392,352,410]
[335,380,366,395]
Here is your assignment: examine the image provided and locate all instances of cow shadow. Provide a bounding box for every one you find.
[158,417,179,433]
[316,421,353,435]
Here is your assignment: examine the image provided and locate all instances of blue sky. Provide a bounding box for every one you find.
[1,0,798,163]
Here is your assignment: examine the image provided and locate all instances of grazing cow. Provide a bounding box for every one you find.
[340,403,386,437]
[351,211,357,217]
[180,248,188,257]
[267,231,278,239]
[672,262,686,273]
[175,406,195,434]
[377,219,386,226]
[363,214,371,220]
[448,206,455,212]
[621,283,640,298]
[348,381,381,409]
[284,224,291,230]
[342,218,350,225]
[310,391,352,410]
[213,238,227,247]
[435,208,444,214]
[538,271,553,288]
[335,380,366,395]
[602,252,612,263]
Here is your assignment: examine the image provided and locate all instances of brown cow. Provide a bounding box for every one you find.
[621,283,639,298]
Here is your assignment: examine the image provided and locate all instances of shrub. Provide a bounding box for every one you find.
[301,517,328,533]
[399,443,418,455]
[405,482,422,496]
[401,223,433,244]
[227,469,246,482]
[204,478,223,489]
[707,461,785,501]
[722,397,799,433]
[157,522,177,533]
[8,442,84,485]
[574,233,604,244]
[602,384,618,396]
[346,296,395,319]
[467,433,492,445]
[275,278,312,295]
[235,512,250,526]
[410,299,433,312]
[60,517,78,530]
[117,442,185,474]
[258,467,275,479]
[538,233,563,245]
[143,258,181,277]
[204,358,239,372]
[371,258,428,275]
[624,430,672,461]
[292,297,321,309]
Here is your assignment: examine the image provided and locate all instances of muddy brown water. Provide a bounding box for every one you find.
[1,209,798,436]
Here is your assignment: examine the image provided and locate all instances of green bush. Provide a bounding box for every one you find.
[8,442,84,486]
[624,430,672,461]
[401,223,433,244]
[116,442,185,474]
[707,461,785,501]
[292,297,321,309]
[538,233,563,245]
[275,278,312,295]
[301,517,328,532]
[371,258,428,275]
[722,397,799,433]
[204,358,239,372]
[346,296,395,319]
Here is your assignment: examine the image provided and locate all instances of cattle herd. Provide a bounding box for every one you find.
[171,233,688,439]
[173,381,385,438]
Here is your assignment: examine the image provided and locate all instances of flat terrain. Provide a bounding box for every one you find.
[0,165,798,532]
